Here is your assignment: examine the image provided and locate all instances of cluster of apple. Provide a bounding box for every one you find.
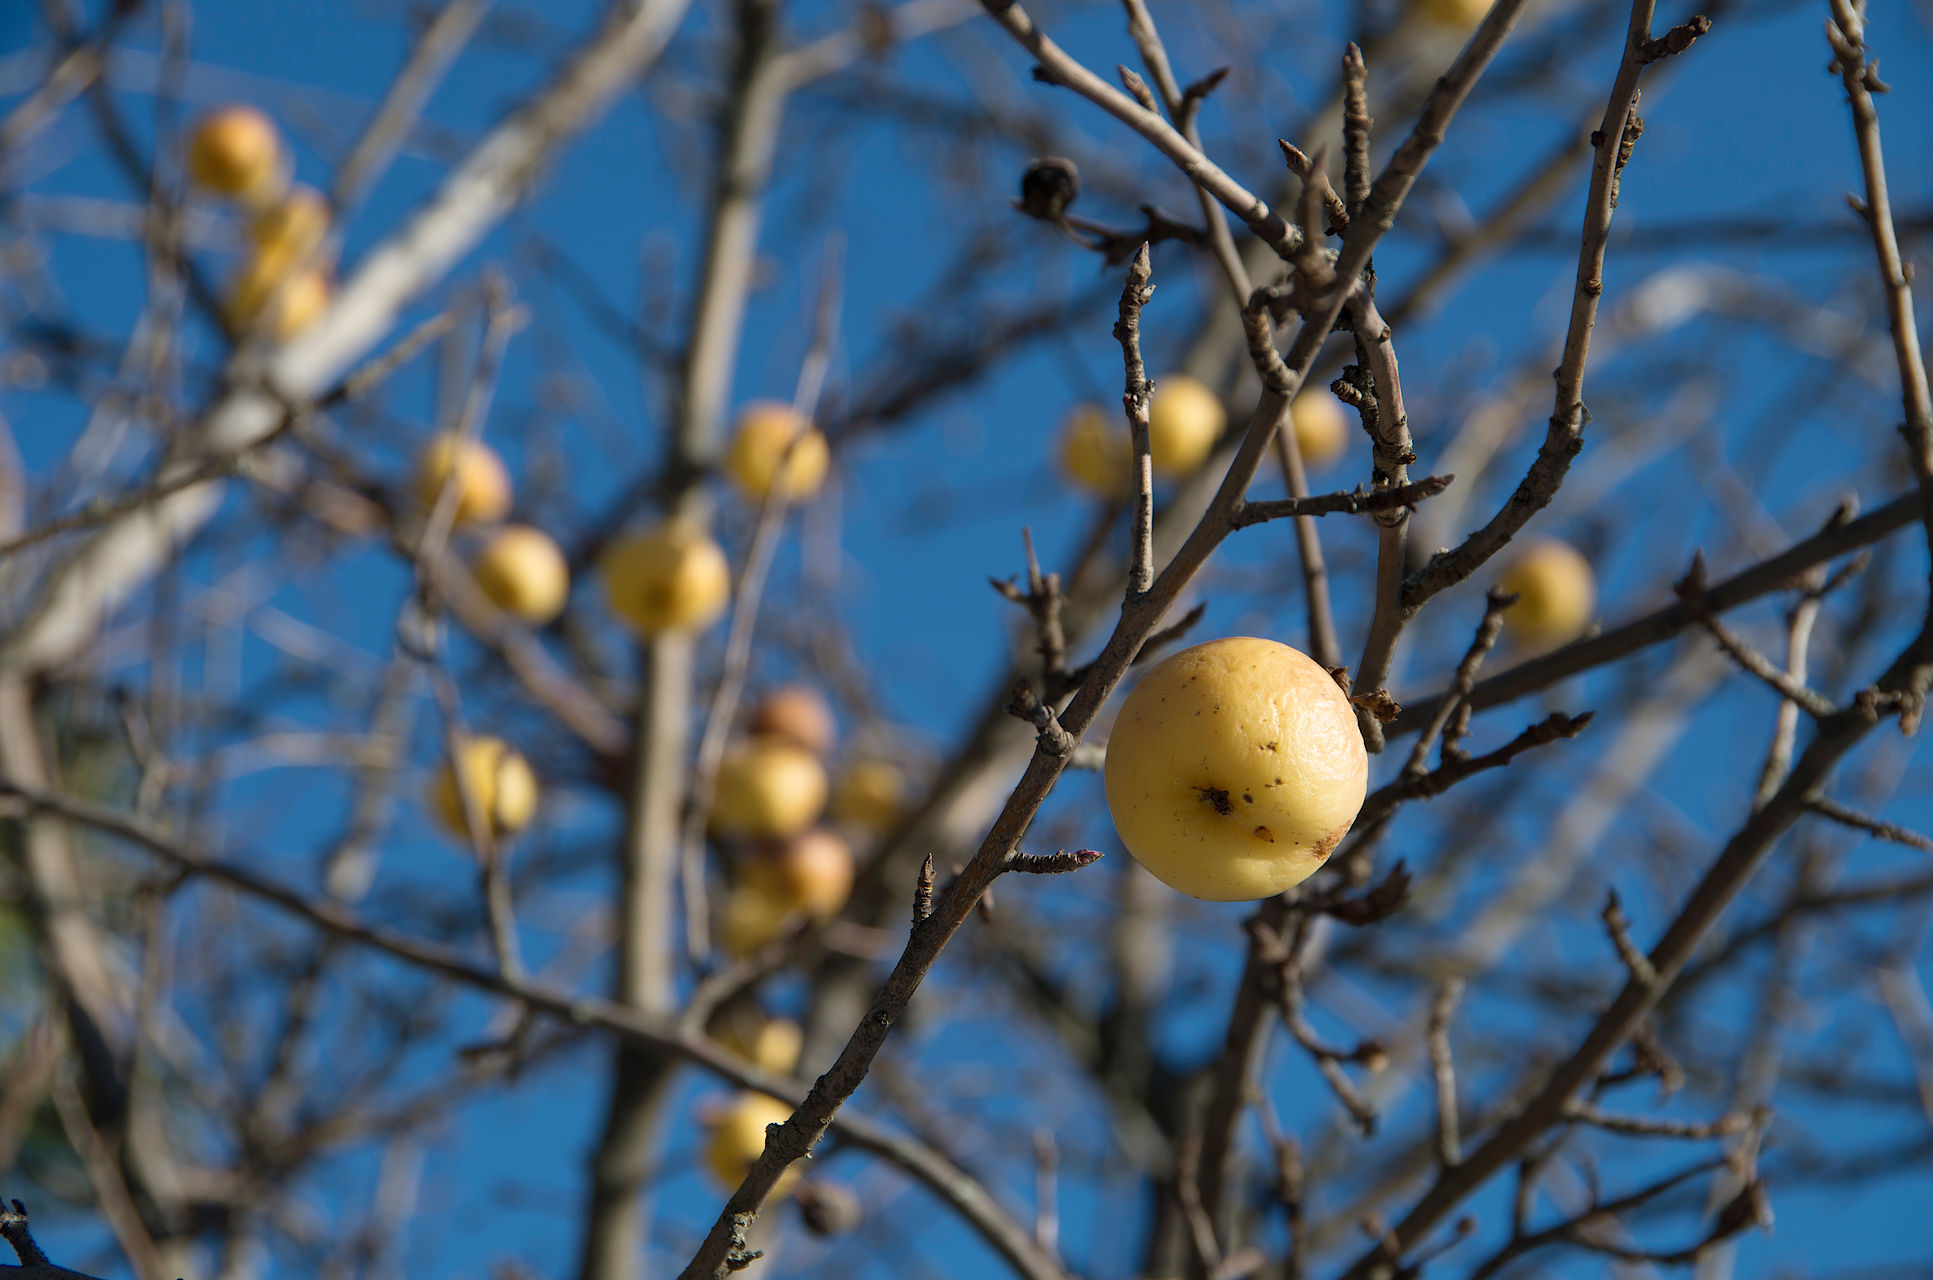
[700,682,905,1191]
[187,106,333,341]
[415,401,839,845]
[709,683,905,959]
[417,433,574,627]
[1057,375,1351,497]
[411,434,568,842]
[702,1002,806,1190]
[597,400,833,639]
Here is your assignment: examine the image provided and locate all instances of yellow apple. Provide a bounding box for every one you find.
[1497,539,1595,648]
[711,738,828,840]
[273,265,330,339]
[1148,374,1226,478]
[600,518,732,637]
[742,827,854,921]
[473,525,570,624]
[1291,393,1349,468]
[415,433,514,527]
[829,759,905,833]
[1058,402,1130,497]
[1104,636,1367,901]
[250,184,330,259]
[432,735,539,839]
[1417,0,1492,27]
[706,1093,799,1194]
[748,685,838,755]
[227,251,330,340]
[187,106,283,200]
[748,1017,804,1075]
[715,1009,804,1075]
[717,882,800,957]
[726,401,830,502]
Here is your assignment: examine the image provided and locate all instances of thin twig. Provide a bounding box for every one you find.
[1826,0,1933,553]
[1430,979,1465,1167]
[1565,1101,1745,1140]
[0,777,1067,1280]
[1601,890,1656,987]
[1398,0,1696,628]
[1033,1129,1060,1259]
[1231,475,1451,527]
[1118,0,1251,301]
[1683,564,1837,717]
[0,0,701,679]
[675,4,1536,1268]
[1116,244,1156,596]
[1405,588,1513,779]
[1389,491,1913,737]
[49,1076,169,1280]
[1341,44,1372,218]
[331,0,492,212]
[1253,917,1382,1134]
[1754,565,1831,806]
[1806,795,1933,853]
[1373,710,1594,811]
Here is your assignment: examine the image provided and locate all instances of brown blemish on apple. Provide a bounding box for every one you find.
[1253,825,1275,843]
[1196,785,1233,816]
[1311,827,1347,862]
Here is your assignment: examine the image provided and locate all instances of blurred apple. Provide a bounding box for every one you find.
[1291,392,1349,468]
[1498,539,1595,648]
[715,1008,804,1076]
[830,759,905,834]
[726,401,830,502]
[742,827,854,921]
[432,735,538,839]
[228,252,330,341]
[748,685,838,755]
[711,738,828,840]
[1058,401,1130,497]
[717,882,799,957]
[416,434,513,527]
[706,1093,798,1194]
[599,517,732,637]
[1148,374,1225,478]
[250,184,330,259]
[473,525,570,624]
[188,105,283,200]
[1417,0,1492,27]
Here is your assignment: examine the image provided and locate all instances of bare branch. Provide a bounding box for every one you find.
[1806,795,1933,853]
[1117,244,1157,596]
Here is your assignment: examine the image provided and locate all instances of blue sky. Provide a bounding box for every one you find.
[7,0,1933,1277]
